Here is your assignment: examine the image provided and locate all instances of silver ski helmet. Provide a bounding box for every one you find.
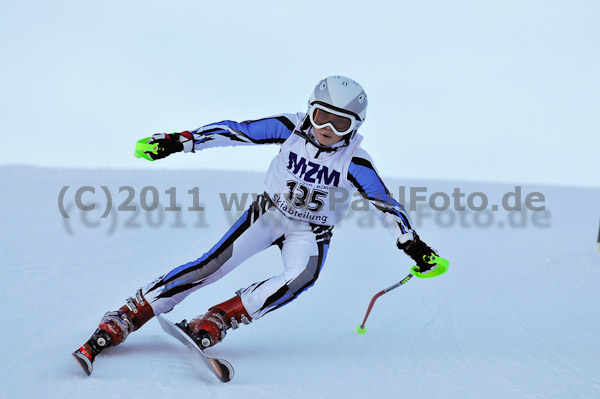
[307,76,367,136]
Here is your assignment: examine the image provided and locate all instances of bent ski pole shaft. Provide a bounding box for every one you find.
[356,255,449,334]
[357,273,413,334]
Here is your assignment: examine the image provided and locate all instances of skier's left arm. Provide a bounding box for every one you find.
[347,149,439,273]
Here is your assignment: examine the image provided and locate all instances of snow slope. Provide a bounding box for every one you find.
[1,165,599,399]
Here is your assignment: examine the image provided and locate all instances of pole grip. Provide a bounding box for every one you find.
[134,137,158,161]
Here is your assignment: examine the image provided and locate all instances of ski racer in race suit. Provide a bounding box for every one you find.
[72,76,441,375]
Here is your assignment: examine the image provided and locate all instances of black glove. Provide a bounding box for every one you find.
[397,235,439,273]
[146,131,193,160]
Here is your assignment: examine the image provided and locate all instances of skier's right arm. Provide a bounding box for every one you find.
[145,114,298,160]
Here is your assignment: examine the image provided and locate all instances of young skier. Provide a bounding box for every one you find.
[73,76,442,375]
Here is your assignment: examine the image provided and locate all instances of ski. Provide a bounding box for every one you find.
[72,345,94,376]
[156,315,234,383]
[72,329,113,377]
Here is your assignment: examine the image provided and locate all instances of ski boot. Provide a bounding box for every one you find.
[177,295,252,349]
[72,289,154,376]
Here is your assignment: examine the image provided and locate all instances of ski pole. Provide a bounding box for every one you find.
[356,255,449,334]
[356,273,413,334]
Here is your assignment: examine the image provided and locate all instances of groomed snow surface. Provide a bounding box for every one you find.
[1,166,599,398]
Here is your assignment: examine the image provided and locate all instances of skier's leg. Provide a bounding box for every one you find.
[177,222,331,348]
[238,222,332,320]
[180,208,298,348]
[143,194,280,316]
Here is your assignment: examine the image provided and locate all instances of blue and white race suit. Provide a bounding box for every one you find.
[143,113,416,319]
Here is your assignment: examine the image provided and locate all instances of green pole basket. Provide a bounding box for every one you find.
[410,255,449,278]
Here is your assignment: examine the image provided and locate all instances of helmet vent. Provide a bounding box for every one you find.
[320,82,327,90]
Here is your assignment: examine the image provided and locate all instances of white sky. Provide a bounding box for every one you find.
[1,0,599,187]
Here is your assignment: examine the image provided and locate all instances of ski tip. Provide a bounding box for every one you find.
[72,350,93,376]
[206,358,233,383]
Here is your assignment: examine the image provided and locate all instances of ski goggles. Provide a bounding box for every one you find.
[308,103,357,136]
